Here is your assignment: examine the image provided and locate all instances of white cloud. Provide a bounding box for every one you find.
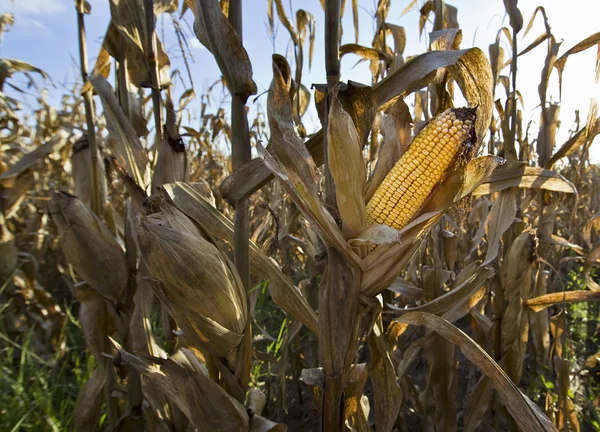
[189,38,207,51]
[0,0,66,15]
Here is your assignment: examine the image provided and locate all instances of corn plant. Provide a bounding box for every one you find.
[1,0,600,431]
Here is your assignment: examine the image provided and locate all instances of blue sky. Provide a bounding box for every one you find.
[1,0,598,161]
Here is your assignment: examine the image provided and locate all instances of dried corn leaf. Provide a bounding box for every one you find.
[340,44,392,63]
[388,266,493,317]
[483,188,518,266]
[472,164,576,195]
[190,0,257,98]
[368,310,402,432]
[397,312,557,431]
[90,75,150,188]
[72,367,106,432]
[0,135,64,184]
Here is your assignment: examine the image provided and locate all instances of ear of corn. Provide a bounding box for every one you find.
[366,107,476,230]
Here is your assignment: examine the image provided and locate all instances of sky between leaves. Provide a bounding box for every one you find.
[0,0,598,162]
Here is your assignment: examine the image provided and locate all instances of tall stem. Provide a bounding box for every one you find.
[322,1,344,431]
[506,27,518,161]
[145,0,163,166]
[75,0,102,216]
[323,0,341,211]
[229,0,251,293]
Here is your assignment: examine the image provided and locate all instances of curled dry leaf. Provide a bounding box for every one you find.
[90,75,150,189]
[263,55,364,270]
[190,0,257,99]
[525,290,600,312]
[472,164,577,195]
[388,266,494,317]
[366,98,412,201]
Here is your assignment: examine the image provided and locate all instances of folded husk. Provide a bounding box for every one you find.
[137,213,247,358]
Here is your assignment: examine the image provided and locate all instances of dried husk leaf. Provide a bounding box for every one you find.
[537,103,560,167]
[327,93,366,238]
[263,56,364,270]
[366,98,412,201]
[74,285,111,362]
[319,247,361,384]
[151,137,189,194]
[49,192,128,304]
[138,217,247,357]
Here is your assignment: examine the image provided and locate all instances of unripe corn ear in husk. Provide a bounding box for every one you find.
[137,215,247,358]
[71,138,107,209]
[48,191,128,304]
[366,107,476,231]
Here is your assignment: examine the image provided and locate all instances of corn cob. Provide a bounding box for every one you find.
[366,107,476,230]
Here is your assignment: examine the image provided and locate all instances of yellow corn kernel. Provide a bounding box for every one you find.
[366,107,476,230]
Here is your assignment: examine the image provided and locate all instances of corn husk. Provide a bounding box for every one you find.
[71,137,108,208]
[0,215,18,280]
[137,211,247,358]
[48,191,128,304]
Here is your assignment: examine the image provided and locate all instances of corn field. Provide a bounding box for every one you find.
[1,0,600,430]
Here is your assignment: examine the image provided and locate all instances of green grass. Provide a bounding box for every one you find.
[0,301,99,431]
